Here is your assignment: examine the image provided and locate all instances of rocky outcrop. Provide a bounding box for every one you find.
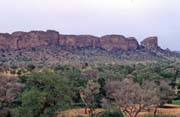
[0,30,160,52]
[59,35,99,49]
[0,30,59,50]
[13,30,59,49]
[0,33,12,50]
[141,37,159,50]
[100,35,139,51]
[127,37,139,50]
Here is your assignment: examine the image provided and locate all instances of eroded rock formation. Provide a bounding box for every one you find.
[100,35,139,51]
[141,37,159,50]
[0,30,159,51]
[59,35,99,49]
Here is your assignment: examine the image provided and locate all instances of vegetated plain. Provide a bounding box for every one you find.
[1,59,180,117]
[1,31,180,117]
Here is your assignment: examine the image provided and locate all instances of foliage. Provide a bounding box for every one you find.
[172,100,180,105]
[11,87,47,117]
[0,61,180,116]
[97,110,124,117]
[104,78,176,117]
[26,63,36,72]
[0,76,23,109]
[12,71,72,117]
[72,115,84,117]
[80,80,100,116]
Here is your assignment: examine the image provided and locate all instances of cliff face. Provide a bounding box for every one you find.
[11,30,59,49]
[0,30,59,50]
[0,33,12,49]
[0,30,159,51]
[100,35,139,51]
[59,35,99,49]
[141,37,159,50]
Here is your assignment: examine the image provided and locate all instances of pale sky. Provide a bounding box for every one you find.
[0,0,180,50]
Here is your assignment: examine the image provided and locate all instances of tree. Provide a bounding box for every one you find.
[104,78,176,117]
[80,80,100,116]
[142,79,176,116]
[0,76,23,109]
[105,78,144,117]
[0,76,22,117]
[12,71,72,117]
[12,87,46,117]
[54,65,88,105]
[141,80,160,116]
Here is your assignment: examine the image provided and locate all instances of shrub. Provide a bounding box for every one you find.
[10,70,16,74]
[172,100,180,105]
[73,115,84,117]
[26,63,35,72]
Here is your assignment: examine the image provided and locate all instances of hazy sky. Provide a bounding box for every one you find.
[0,0,179,50]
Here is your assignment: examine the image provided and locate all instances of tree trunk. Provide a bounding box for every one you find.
[85,106,88,114]
[154,106,158,117]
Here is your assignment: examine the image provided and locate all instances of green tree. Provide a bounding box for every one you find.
[12,71,72,117]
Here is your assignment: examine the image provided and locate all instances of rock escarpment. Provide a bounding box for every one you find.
[0,30,160,51]
[59,35,99,49]
[0,30,59,50]
[100,35,139,51]
[141,37,159,51]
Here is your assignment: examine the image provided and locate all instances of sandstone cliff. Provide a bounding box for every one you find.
[0,30,160,51]
[59,35,99,49]
[141,37,159,51]
[100,35,139,51]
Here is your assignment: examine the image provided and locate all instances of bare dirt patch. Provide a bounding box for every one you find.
[57,104,180,117]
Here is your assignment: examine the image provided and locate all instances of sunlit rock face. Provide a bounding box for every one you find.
[100,35,139,51]
[0,30,160,52]
[127,37,139,50]
[0,33,12,50]
[59,35,100,49]
[141,36,159,50]
[0,30,59,50]
[14,30,59,49]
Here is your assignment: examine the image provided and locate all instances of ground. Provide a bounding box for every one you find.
[57,104,180,117]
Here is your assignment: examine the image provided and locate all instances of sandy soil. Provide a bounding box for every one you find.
[57,104,180,117]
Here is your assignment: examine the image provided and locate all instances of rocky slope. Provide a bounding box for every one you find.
[0,30,179,64]
[0,30,158,51]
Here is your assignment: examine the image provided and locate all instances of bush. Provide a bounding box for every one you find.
[17,69,22,75]
[172,100,180,105]
[26,63,35,72]
[97,110,124,117]
[10,70,16,74]
[73,115,84,117]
